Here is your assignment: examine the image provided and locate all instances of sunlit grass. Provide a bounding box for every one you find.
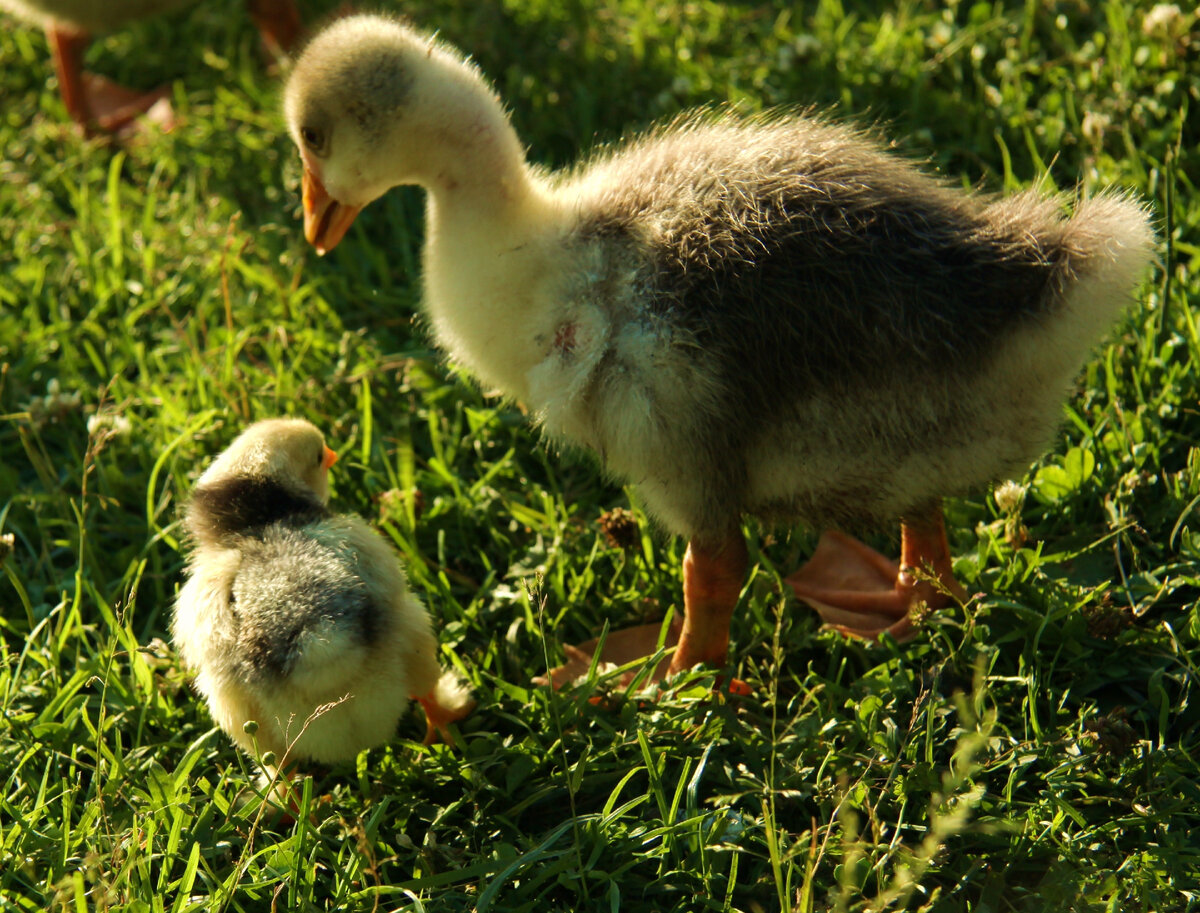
[1,1,1198,910]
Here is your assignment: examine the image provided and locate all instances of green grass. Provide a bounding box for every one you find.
[2,0,1199,910]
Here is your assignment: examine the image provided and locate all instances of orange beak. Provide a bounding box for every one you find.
[321,444,338,470]
[302,166,363,255]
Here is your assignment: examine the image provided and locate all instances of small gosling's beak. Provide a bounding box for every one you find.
[302,166,363,255]
[322,445,338,470]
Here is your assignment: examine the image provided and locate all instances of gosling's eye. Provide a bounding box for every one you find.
[315,446,326,469]
[300,125,327,156]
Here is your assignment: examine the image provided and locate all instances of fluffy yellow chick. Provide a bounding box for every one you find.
[172,418,472,792]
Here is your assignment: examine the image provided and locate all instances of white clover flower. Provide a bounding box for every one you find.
[1081,110,1111,146]
[1143,4,1184,37]
[993,480,1026,515]
[21,378,82,428]
[87,413,133,438]
[793,35,822,57]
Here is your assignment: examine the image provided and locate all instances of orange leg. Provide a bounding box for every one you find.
[46,24,91,128]
[246,0,305,56]
[672,535,749,672]
[417,689,475,745]
[46,24,174,135]
[786,505,965,640]
[536,533,750,691]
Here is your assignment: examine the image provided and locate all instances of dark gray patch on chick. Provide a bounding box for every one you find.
[229,526,384,684]
[188,475,330,544]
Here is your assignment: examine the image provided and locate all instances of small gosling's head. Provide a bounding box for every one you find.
[285,14,486,253]
[198,418,338,504]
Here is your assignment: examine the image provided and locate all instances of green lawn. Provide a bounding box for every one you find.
[2,1,1198,910]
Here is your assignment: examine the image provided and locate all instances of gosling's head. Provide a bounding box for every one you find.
[197,418,338,505]
[284,14,493,253]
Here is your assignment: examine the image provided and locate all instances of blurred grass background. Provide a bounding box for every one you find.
[1,1,1198,910]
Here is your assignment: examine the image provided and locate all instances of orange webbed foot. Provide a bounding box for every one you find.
[536,534,753,695]
[416,674,475,745]
[47,24,176,136]
[787,531,916,639]
[788,511,966,641]
[78,74,176,135]
[533,618,681,691]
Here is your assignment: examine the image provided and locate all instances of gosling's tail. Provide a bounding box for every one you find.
[1060,191,1158,307]
[969,190,1156,486]
[1050,190,1156,352]
[985,187,1156,316]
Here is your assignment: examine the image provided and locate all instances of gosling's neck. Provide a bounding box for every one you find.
[416,83,571,400]
[419,79,557,248]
